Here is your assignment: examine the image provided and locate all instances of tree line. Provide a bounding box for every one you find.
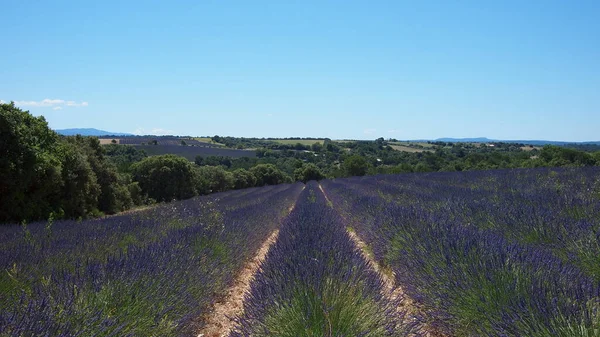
[1,103,141,223]
[3,101,599,224]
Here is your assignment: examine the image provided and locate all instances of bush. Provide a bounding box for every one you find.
[131,155,198,202]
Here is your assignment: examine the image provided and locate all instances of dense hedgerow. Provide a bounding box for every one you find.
[0,183,303,336]
[321,167,600,336]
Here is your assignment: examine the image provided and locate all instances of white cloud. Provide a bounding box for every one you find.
[14,98,88,108]
[0,99,5,104]
[66,101,89,107]
[363,128,377,135]
[151,128,174,135]
[53,106,63,111]
[388,129,398,133]
[134,127,175,136]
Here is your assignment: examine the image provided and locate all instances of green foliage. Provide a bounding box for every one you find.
[343,155,369,176]
[232,168,257,189]
[0,103,140,224]
[250,164,291,186]
[538,145,596,167]
[58,141,101,218]
[131,154,198,202]
[127,182,144,205]
[294,163,326,183]
[0,102,62,223]
[259,284,390,337]
[3,103,599,225]
[195,165,234,193]
[103,144,147,172]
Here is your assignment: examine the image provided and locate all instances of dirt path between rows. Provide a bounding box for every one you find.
[196,193,302,337]
[318,184,447,337]
[197,229,279,337]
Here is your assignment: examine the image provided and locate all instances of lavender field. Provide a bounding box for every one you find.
[2,167,599,336]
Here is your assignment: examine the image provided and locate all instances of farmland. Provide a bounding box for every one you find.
[2,167,600,336]
[268,138,325,146]
[95,136,257,160]
[98,136,219,147]
[132,144,256,160]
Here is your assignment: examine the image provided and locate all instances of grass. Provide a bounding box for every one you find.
[389,145,428,153]
[260,282,391,337]
[268,139,325,146]
[389,141,436,148]
[132,144,256,160]
[1,185,304,336]
[520,146,541,151]
[194,137,226,146]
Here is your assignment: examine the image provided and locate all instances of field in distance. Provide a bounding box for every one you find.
[388,141,433,153]
[268,139,325,146]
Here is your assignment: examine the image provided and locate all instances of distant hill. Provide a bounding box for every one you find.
[434,137,600,146]
[56,128,133,136]
[435,137,492,143]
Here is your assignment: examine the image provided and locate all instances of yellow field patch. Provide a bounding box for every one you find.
[270,139,324,146]
[99,138,119,145]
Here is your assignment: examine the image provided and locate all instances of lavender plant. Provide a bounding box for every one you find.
[0,183,303,336]
[231,182,417,337]
[322,167,600,336]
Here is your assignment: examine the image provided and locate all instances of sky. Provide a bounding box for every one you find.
[1,1,599,141]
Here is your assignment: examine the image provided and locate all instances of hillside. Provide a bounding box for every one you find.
[434,137,600,145]
[55,128,133,136]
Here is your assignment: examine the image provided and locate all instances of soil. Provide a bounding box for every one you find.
[196,188,303,337]
[196,229,279,337]
[318,184,449,337]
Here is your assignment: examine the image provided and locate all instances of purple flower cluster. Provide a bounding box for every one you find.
[321,167,600,336]
[0,183,304,336]
[232,182,418,337]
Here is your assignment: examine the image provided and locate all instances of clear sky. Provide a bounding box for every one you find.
[1,1,599,141]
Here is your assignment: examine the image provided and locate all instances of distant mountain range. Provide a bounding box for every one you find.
[433,137,600,146]
[55,128,133,136]
[54,129,600,146]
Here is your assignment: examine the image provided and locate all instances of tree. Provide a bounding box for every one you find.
[539,145,596,167]
[58,141,101,218]
[0,102,63,223]
[250,164,290,186]
[104,144,147,173]
[343,155,369,177]
[195,166,234,193]
[131,154,198,202]
[232,168,257,189]
[64,136,132,215]
[593,152,600,165]
[294,163,326,183]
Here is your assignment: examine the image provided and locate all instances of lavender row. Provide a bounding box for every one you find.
[321,168,600,336]
[0,183,303,336]
[326,167,600,280]
[231,182,417,337]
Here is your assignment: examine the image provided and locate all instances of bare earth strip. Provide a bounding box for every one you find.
[318,184,448,337]
[197,229,279,337]
[196,190,303,337]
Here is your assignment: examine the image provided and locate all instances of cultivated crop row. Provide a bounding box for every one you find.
[321,167,600,336]
[232,182,418,337]
[3,167,599,336]
[0,183,303,336]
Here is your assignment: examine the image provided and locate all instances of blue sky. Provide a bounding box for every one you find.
[1,1,599,141]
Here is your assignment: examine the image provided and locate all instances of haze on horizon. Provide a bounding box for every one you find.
[1,1,598,142]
